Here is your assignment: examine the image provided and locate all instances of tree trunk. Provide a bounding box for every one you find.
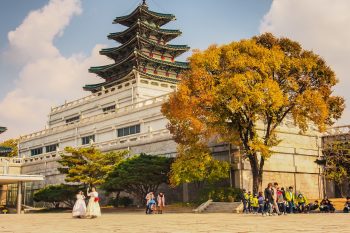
[249,153,264,194]
[251,167,263,194]
[54,202,60,209]
[115,191,121,207]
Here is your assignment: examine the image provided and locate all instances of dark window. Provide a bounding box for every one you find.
[117,129,123,137]
[31,147,43,156]
[117,124,141,137]
[123,127,130,136]
[130,125,136,134]
[45,144,58,153]
[65,116,80,124]
[82,135,95,145]
[102,105,116,113]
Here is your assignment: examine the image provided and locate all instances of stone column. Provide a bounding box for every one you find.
[16,181,22,214]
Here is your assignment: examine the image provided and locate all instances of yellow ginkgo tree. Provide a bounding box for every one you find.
[162,33,344,193]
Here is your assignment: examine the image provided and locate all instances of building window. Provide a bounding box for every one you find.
[82,135,95,145]
[31,147,43,156]
[46,144,58,153]
[117,124,140,137]
[65,116,80,124]
[102,105,116,113]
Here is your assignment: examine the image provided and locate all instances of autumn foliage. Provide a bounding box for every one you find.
[162,33,344,193]
[58,147,127,187]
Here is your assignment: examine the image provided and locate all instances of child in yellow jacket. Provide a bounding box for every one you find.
[251,194,259,214]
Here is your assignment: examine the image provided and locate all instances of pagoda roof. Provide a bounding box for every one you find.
[139,70,178,84]
[0,126,7,134]
[100,35,189,59]
[84,68,178,92]
[108,21,181,44]
[113,4,175,27]
[137,51,189,69]
[84,69,136,92]
[0,146,12,154]
[83,82,106,92]
[89,49,188,78]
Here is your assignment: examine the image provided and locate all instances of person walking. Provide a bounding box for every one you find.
[264,183,274,216]
[285,186,296,213]
[86,187,101,218]
[145,191,155,214]
[248,191,253,213]
[272,182,281,215]
[251,194,259,214]
[157,192,165,214]
[257,192,265,216]
[240,189,249,214]
[72,191,86,218]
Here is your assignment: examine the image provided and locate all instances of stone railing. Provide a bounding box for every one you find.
[51,94,96,113]
[0,157,23,175]
[21,128,172,164]
[22,152,59,164]
[50,79,139,114]
[325,125,350,136]
[0,157,23,164]
[20,94,169,142]
[95,128,171,149]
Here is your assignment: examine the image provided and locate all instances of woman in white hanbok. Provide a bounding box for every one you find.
[72,191,86,218]
[86,187,101,218]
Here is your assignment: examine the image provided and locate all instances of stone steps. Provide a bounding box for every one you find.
[202,202,242,213]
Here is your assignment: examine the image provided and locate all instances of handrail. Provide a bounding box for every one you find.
[193,199,212,213]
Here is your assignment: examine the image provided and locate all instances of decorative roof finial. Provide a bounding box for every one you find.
[142,0,147,5]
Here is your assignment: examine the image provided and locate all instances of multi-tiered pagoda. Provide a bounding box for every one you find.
[84,1,190,92]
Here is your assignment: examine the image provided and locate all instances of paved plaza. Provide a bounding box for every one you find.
[1,212,350,233]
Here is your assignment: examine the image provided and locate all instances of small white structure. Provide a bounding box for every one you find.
[0,157,43,214]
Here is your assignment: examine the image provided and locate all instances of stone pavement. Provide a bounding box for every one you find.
[1,212,350,233]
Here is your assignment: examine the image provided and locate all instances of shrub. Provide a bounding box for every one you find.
[118,197,133,207]
[199,187,242,203]
[33,184,82,208]
[107,197,119,207]
[108,196,133,207]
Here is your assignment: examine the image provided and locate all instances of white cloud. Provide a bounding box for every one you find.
[260,0,350,125]
[0,0,108,140]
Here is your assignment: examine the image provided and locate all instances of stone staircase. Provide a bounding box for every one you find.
[194,200,243,213]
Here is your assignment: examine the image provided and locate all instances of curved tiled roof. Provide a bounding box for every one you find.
[113,5,175,27]
[0,146,12,154]
[0,126,7,134]
[139,70,178,84]
[101,36,189,55]
[108,21,181,43]
[89,49,188,76]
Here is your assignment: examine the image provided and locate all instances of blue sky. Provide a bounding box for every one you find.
[1,0,349,139]
[0,0,272,102]
[0,0,272,63]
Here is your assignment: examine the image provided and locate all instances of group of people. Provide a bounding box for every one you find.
[72,187,101,218]
[241,182,337,216]
[145,192,166,214]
